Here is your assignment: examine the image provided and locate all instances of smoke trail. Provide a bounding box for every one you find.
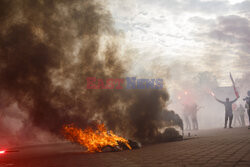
[0,0,181,143]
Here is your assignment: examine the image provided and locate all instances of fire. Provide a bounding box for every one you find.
[62,123,131,152]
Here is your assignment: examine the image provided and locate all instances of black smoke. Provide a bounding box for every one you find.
[0,0,182,144]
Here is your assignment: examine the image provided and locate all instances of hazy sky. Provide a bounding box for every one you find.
[107,0,250,86]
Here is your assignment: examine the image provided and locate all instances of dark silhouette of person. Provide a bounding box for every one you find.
[183,104,191,130]
[190,103,199,130]
[237,104,246,127]
[243,90,250,129]
[215,97,239,128]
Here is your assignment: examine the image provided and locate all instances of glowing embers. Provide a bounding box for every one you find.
[62,123,132,152]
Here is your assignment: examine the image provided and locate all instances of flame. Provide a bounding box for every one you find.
[62,123,131,152]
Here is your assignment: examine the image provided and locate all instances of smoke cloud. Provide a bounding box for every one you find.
[0,0,181,144]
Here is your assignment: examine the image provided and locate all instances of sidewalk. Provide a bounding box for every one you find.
[0,127,249,167]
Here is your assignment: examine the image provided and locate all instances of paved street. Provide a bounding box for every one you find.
[0,127,249,167]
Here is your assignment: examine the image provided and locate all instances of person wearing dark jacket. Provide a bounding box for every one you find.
[215,97,239,128]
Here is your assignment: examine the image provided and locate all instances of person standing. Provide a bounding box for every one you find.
[214,97,239,128]
[183,104,191,130]
[190,103,199,130]
[243,91,250,129]
[233,103,241,127]
[237,104,246,127]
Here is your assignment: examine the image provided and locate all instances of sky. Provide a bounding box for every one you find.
[105,0,250,129]
[106,0,250,87]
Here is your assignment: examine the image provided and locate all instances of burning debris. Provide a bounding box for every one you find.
[62,123,134,152]
[159,128,183,142]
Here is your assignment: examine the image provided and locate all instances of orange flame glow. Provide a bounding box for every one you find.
[62,124,131,152]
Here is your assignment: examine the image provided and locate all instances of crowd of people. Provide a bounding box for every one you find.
[182,90,250,130]
[214,90,250,129]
